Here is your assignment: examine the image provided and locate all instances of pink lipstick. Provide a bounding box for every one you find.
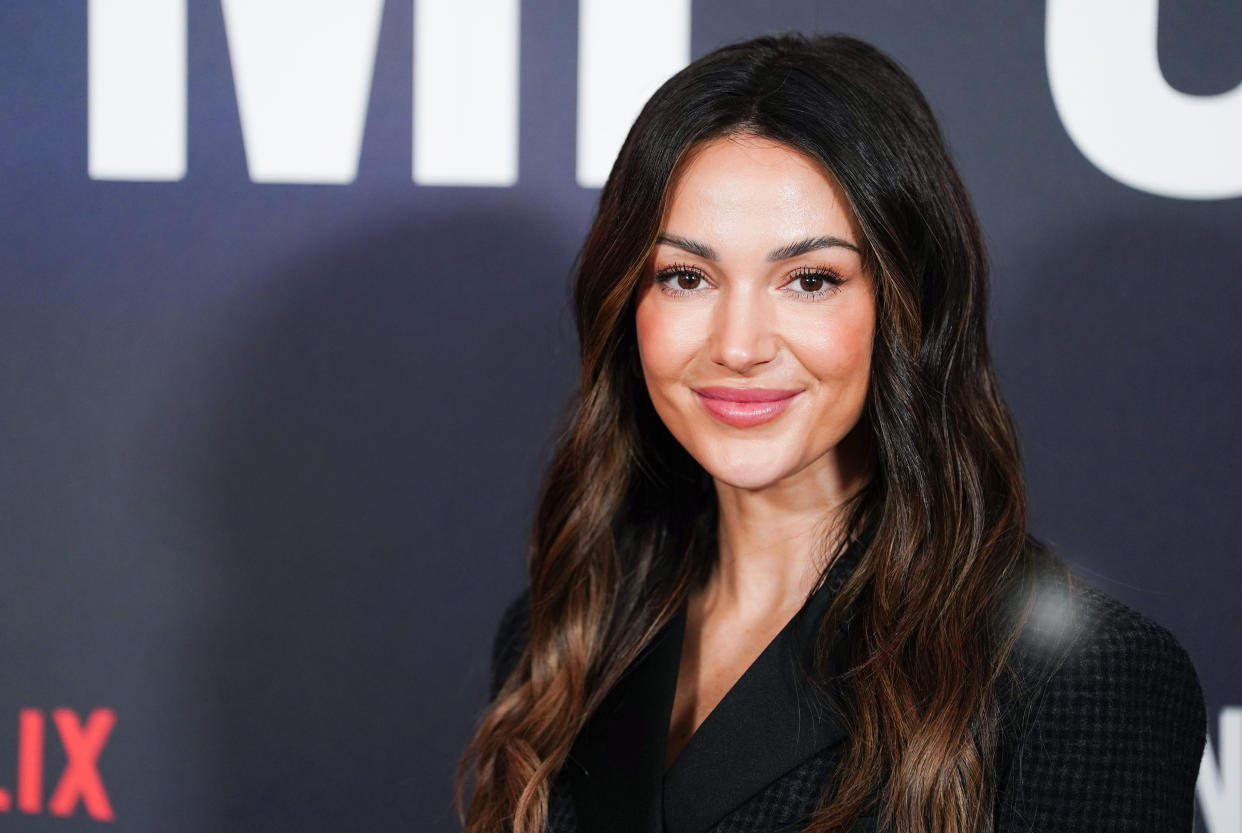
[692,386,801,428]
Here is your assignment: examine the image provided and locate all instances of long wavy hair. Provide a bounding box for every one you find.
[456,32,1070,833]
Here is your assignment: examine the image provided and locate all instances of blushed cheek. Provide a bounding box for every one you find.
[635,310,674,410]
[636,301,698,387]
[635,307,692,442]
[634,300,659,378]
[800,319,875,403]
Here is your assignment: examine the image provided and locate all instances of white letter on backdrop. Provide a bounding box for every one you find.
[220,0,384,184]
[1199,707,1242,833]
[414,0,520,186]
[1047,0,1242,200]
[576,0,690,188]
[88,0,187,181]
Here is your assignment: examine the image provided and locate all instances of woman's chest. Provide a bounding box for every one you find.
[563,593,859,833]
[665,599,804,770]
[547,744,878,833]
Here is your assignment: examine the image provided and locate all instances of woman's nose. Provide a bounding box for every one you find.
[709,286,778,373]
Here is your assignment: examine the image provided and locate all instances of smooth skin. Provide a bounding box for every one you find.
[633,134,877,769]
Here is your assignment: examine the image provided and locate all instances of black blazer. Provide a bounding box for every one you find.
[488,543,1207,833]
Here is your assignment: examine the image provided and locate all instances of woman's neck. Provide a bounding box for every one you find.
[707,437,868,619]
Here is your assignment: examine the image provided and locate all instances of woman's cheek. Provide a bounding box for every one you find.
[636,302,700,383]
[805,307,875,381]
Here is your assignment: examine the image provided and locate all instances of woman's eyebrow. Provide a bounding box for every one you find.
[655,233,860,262]
[766,236,861,261]
[656,233,717,260]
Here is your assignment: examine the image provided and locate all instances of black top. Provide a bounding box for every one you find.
[488,543,1207,833]
[659,537,865,833]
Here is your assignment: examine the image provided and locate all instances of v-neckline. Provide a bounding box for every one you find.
[661,586,817,775]
[566,535,866,833]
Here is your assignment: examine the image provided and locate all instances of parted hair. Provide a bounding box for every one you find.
[455,32,1070,833]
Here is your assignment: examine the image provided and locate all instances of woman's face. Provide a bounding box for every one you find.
[634,134,876,494]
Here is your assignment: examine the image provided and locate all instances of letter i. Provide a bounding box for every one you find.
[17,709,43,813]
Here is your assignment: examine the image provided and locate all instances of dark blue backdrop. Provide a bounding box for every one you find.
[1,2,1238,831]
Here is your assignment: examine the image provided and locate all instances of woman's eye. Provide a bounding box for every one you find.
[675,271,702,290]
[655,265,708,295]
[786,268,845,299]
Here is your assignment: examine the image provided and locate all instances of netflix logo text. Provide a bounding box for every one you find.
[0,709,116,822]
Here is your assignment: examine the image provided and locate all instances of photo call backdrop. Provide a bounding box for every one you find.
[1,1,1239,831]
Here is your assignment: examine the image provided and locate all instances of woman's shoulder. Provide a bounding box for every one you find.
[488,586,532,701]
[1007,552,1203,698]
[996,552,1207,830]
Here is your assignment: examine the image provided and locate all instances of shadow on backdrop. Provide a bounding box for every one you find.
[202,207,576,832]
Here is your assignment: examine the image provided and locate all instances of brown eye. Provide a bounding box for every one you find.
[654,264,709,296]
[785,267,845,300]
[675,271,701,290]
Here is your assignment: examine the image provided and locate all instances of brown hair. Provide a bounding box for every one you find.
[456,32,1070,833]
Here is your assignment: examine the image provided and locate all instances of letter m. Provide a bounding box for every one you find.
[88,0,518,185]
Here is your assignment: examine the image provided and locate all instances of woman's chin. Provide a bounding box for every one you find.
[702,460,799,493]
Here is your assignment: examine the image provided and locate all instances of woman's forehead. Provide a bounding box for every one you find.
[659,136,861,255]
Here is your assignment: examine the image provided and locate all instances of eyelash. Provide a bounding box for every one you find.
[652,262,846,302]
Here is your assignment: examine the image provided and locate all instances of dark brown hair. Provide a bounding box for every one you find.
[456,32,1069,833]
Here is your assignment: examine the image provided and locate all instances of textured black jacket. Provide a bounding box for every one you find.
[487,543,1206,833]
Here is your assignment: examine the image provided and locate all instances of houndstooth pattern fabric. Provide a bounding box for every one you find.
[699,744,880,833]
[992,582,1205,831]
[487,568,1206,833]
[707,746,839,833]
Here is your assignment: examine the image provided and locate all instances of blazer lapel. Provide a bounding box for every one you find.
[663,539,862,833]
[567,536,864,833]
[567,601,687,833]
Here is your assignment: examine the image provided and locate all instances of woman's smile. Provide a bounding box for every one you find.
[692,386,802,428]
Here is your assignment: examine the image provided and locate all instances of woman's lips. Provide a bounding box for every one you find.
[692,387,801,427]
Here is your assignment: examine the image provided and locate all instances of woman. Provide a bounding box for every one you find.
[456,33,1206,833]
